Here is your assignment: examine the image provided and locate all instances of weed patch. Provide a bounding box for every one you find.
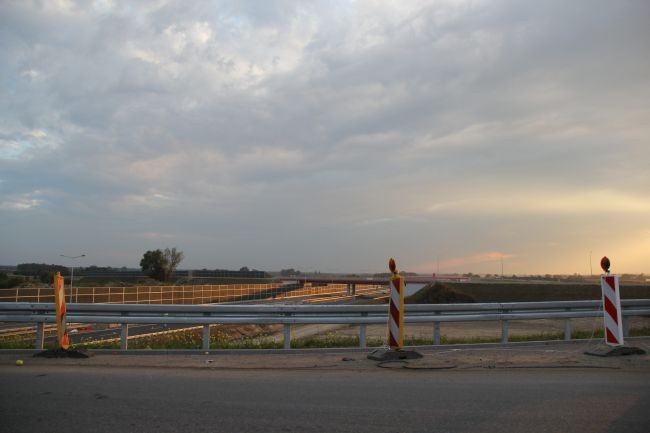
[2,325,649,350]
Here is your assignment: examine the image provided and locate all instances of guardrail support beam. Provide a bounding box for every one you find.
[623,317,630,338]
[434,321,441,345]
[283,324,291,350]
[564,318,572,341]
[202,324,211,351]
[359,313,368,348]
[501,320,509,344]
[359,324,367,348]
[120,323,129,351]
[35,322,44,350]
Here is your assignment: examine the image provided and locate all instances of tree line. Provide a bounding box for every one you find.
[15,263,69,283]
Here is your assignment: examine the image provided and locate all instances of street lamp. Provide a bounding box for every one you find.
[60,254,86,303]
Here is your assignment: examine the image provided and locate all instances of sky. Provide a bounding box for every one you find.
[1,0,649,275]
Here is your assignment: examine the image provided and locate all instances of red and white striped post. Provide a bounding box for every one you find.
[599,256,624,346]
[54,271,70,350]
[388,258,404,350]
[368,259,422,361]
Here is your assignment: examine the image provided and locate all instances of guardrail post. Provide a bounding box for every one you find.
[501,319,509,344]
[120,323,129,351]
[202,324,211,351]
[564,308,572,340]
[35,322,45,350]
[359,313,368,348]
[283,324,291,350]
[623,316,630,338]
[433,321,441,345]
[284,313,291,350]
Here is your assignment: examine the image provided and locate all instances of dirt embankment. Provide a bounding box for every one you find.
[405,282,475,304]
[406,282,650,304]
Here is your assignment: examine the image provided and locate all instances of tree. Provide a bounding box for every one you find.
[140,248,183,281]
[162,247,184,281]
[0,272,23,289]
[140,250,166,281]
[280,268,301,276]
[140,248,184,282]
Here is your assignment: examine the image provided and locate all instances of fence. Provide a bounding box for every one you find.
[1,299,648,350]
[0,283,384,304]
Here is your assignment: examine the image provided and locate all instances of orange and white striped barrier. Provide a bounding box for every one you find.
[388,258,404,350]
[600,256,623,346]
[54,272,70,350]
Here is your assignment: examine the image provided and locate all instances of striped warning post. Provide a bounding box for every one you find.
[600,275,624,346]
[388,258,404,350]
[54,272,70,350]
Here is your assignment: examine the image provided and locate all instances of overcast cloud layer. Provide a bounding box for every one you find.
[1,0,649,274]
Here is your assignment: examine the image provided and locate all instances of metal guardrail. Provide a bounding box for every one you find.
[1,300,649,350]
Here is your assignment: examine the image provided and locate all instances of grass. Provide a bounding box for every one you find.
[3,326,649,350]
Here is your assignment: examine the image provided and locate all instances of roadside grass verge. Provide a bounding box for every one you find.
[3,325,650,350]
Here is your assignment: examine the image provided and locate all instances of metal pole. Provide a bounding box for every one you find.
[283,324,291,350]
[202,325,211,351]
[359,324,367,348]
[35,322,45,350]
[564,308,572,340]
[564,318,572,341]
[120,323,129,351]
[359,313,368,348]
[60,254,85,303]
[70,265,74,303]
[434,321,441,345]
[501,319,509,344]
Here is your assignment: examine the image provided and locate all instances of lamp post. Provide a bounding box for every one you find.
[60,254,86,303]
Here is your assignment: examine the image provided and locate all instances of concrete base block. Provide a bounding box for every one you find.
[584,345,646,357]
[367,348,423,361]
[33,348,93,359]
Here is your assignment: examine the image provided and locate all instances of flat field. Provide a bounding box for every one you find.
[411,281,650,303]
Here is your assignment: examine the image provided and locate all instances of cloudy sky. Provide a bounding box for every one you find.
[1,0,649,275]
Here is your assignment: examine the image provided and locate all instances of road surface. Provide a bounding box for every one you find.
[2,362,649,433]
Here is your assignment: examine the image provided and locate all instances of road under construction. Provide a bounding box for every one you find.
[0,280,391,347]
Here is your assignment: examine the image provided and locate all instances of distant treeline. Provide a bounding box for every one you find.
[0,272,24,289]
[15,263,70,283]
[372,272,418,278]
[12,263,269,283]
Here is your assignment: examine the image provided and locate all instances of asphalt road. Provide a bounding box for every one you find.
[1,365,649,433]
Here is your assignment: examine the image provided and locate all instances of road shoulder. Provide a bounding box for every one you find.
[1,338,649,372]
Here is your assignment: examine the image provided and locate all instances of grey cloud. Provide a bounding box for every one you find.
[1,0,649,273]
